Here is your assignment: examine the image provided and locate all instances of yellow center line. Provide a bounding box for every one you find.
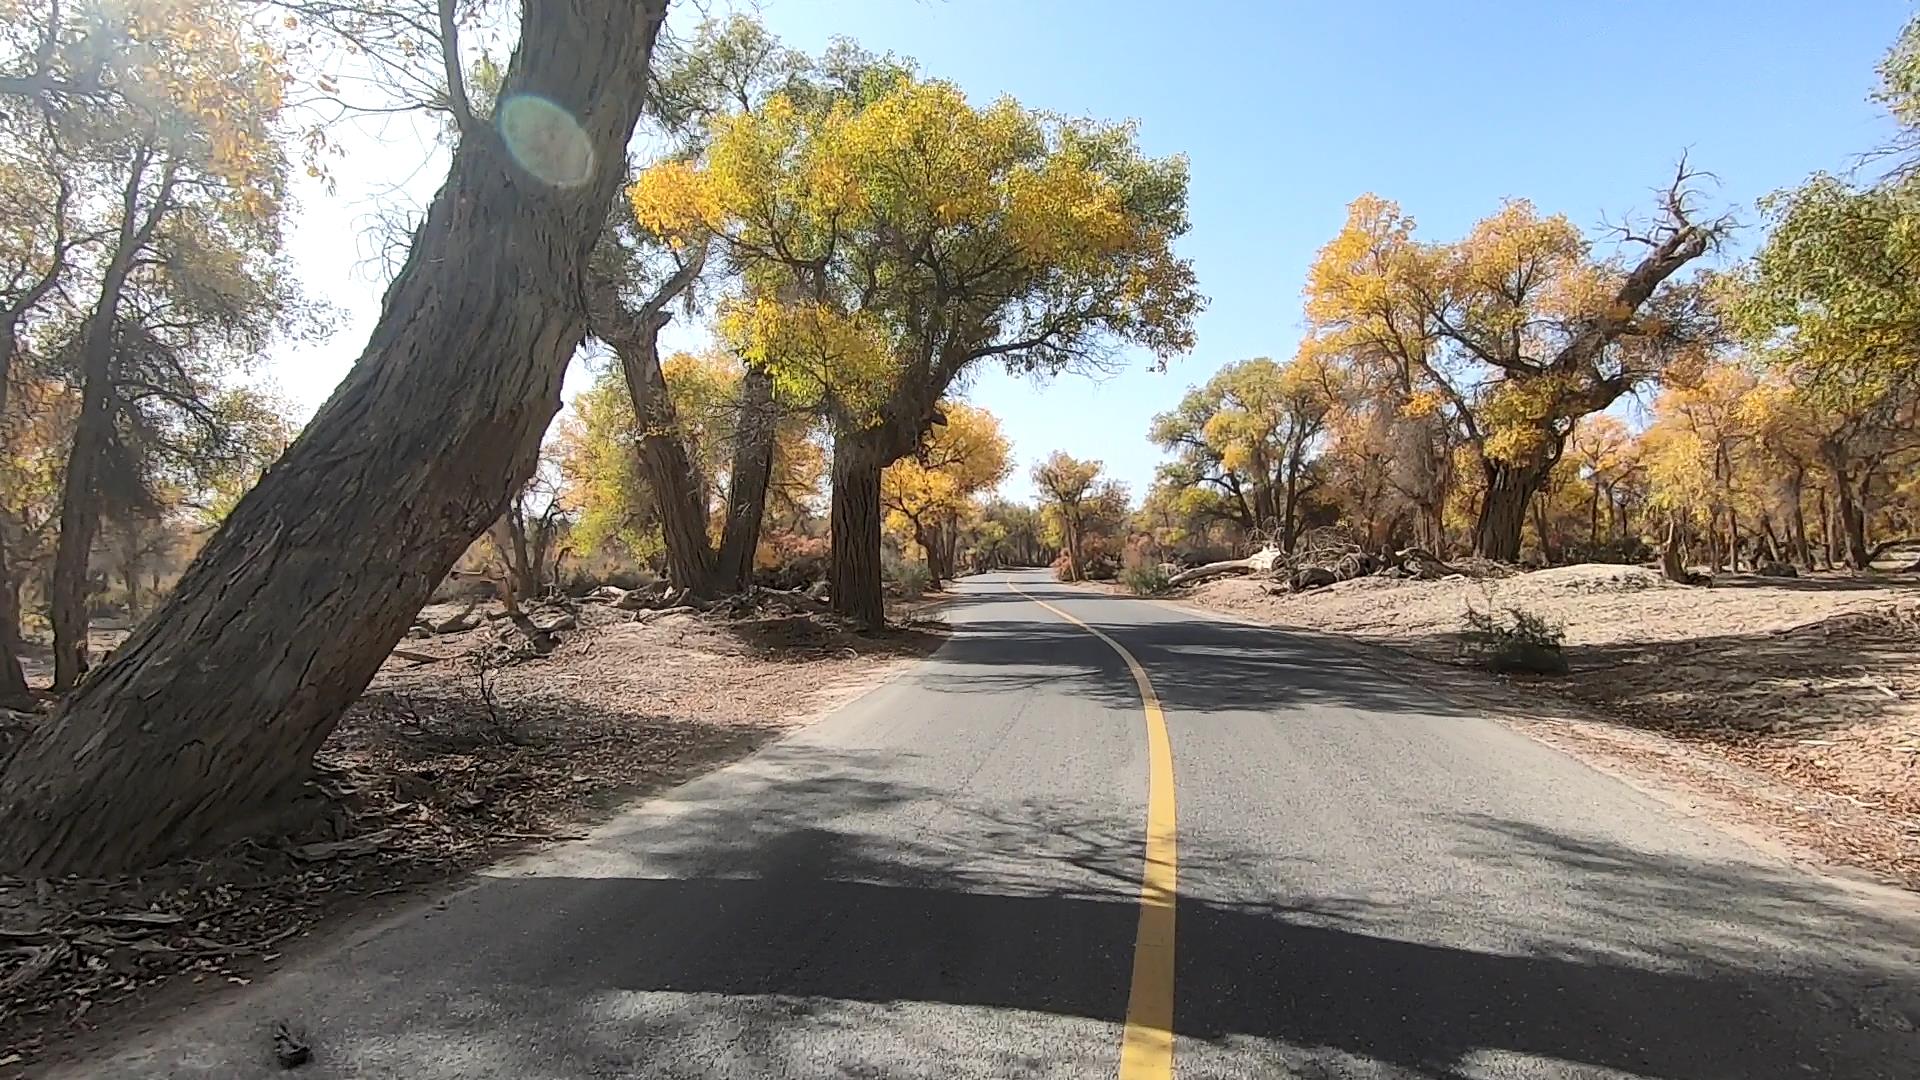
[1007,578,1176,1080]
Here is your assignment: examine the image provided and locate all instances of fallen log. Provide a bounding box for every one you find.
[1166,547,1283,588]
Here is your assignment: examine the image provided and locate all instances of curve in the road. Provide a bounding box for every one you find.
[1007,578,1176,1080]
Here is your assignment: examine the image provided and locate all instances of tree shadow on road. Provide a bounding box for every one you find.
[919,585,1470,722]
[175,743,1920,1080]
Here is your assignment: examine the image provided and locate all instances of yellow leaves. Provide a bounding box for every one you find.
[881,403,1009,549]
[1401,388,1447,419]
[92,0,292,214]
[719,296,900,424]
[1480,375,1574,465]
[1006,153,1130,266]
[630,160,722,239]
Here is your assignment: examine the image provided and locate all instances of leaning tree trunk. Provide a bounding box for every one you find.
[612,316,716,596]
[1472,461,1546,562]
[0,0,673,876]
[715,367,777,592]
[829,432,887,628]
[48,282,128,690]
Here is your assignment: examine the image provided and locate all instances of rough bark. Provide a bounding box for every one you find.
[612,312,715,595]
[0,0,673,876]
[1473,461,1546,562]
[829,433,886,627]
[714,366,776,592]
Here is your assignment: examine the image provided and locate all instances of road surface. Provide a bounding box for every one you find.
[67,571,1920,1078]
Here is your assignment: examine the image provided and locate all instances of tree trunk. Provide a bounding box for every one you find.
[1064,515,1085,581]
[613,313,716,596]
[0,324,33,704]
[1529,495,1553,565]
[913,521,943,590]
[50,147,173,692]
[1280,462,1300,555]
[1472,461,1545,562]
[1659,515,1688,584]
[1816,487,1835,570]
[715,367,777,592]
[0,0,672,876]
[0,534,28,707]
[49,289,124,689]
[1726,506,1741,573]
[1787,472,1813,570]
[829,433,886,628]
[1835,483,1871,570]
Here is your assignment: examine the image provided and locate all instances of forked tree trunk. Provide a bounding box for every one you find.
[0,0,673,876]
[715,367,777,592]
[829,433,886,627]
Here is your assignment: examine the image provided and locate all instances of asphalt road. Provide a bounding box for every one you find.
[65,570,1920,1079]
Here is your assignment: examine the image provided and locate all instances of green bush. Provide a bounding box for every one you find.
[1461,604,1568,675]
[1120,563,1171,596]
[892,560,931,599]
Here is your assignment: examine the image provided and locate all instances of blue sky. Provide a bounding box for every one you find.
[267,0,1911,502]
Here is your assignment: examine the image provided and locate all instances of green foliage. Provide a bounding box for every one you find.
[1461,604,1568,675]
[1723,174,1920,404]
[1120,563,1170,596]
[889,557,929,598]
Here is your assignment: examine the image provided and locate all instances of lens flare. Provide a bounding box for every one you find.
[496,94,594,188]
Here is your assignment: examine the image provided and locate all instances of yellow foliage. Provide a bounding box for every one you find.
[881,403,1010,549]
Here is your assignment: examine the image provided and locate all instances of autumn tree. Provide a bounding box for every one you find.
[1305,177,1726,561]
[0,0,677,875]
[1033,452,1114,581]
[1721,174,1920,568]
[975,497,1051,567]
[1149,353,1334,552]
[634,50,1198,624]
[880,402,1010,588]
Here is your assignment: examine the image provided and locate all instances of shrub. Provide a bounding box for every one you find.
[1461,604,1568,675]
[1120,563,1170,595]
[756,530,830,591]
[892,560,931,599]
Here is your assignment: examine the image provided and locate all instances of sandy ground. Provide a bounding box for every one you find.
[1,597,945,1073]
[1177,565,1920,889]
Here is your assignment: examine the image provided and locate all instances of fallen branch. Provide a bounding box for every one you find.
[288,829,396,863]
[390,649,448,666]
[0,941,69,994]
[1167,547,1282,588]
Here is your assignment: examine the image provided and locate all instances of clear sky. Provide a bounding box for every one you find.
[265,0,1912,503]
